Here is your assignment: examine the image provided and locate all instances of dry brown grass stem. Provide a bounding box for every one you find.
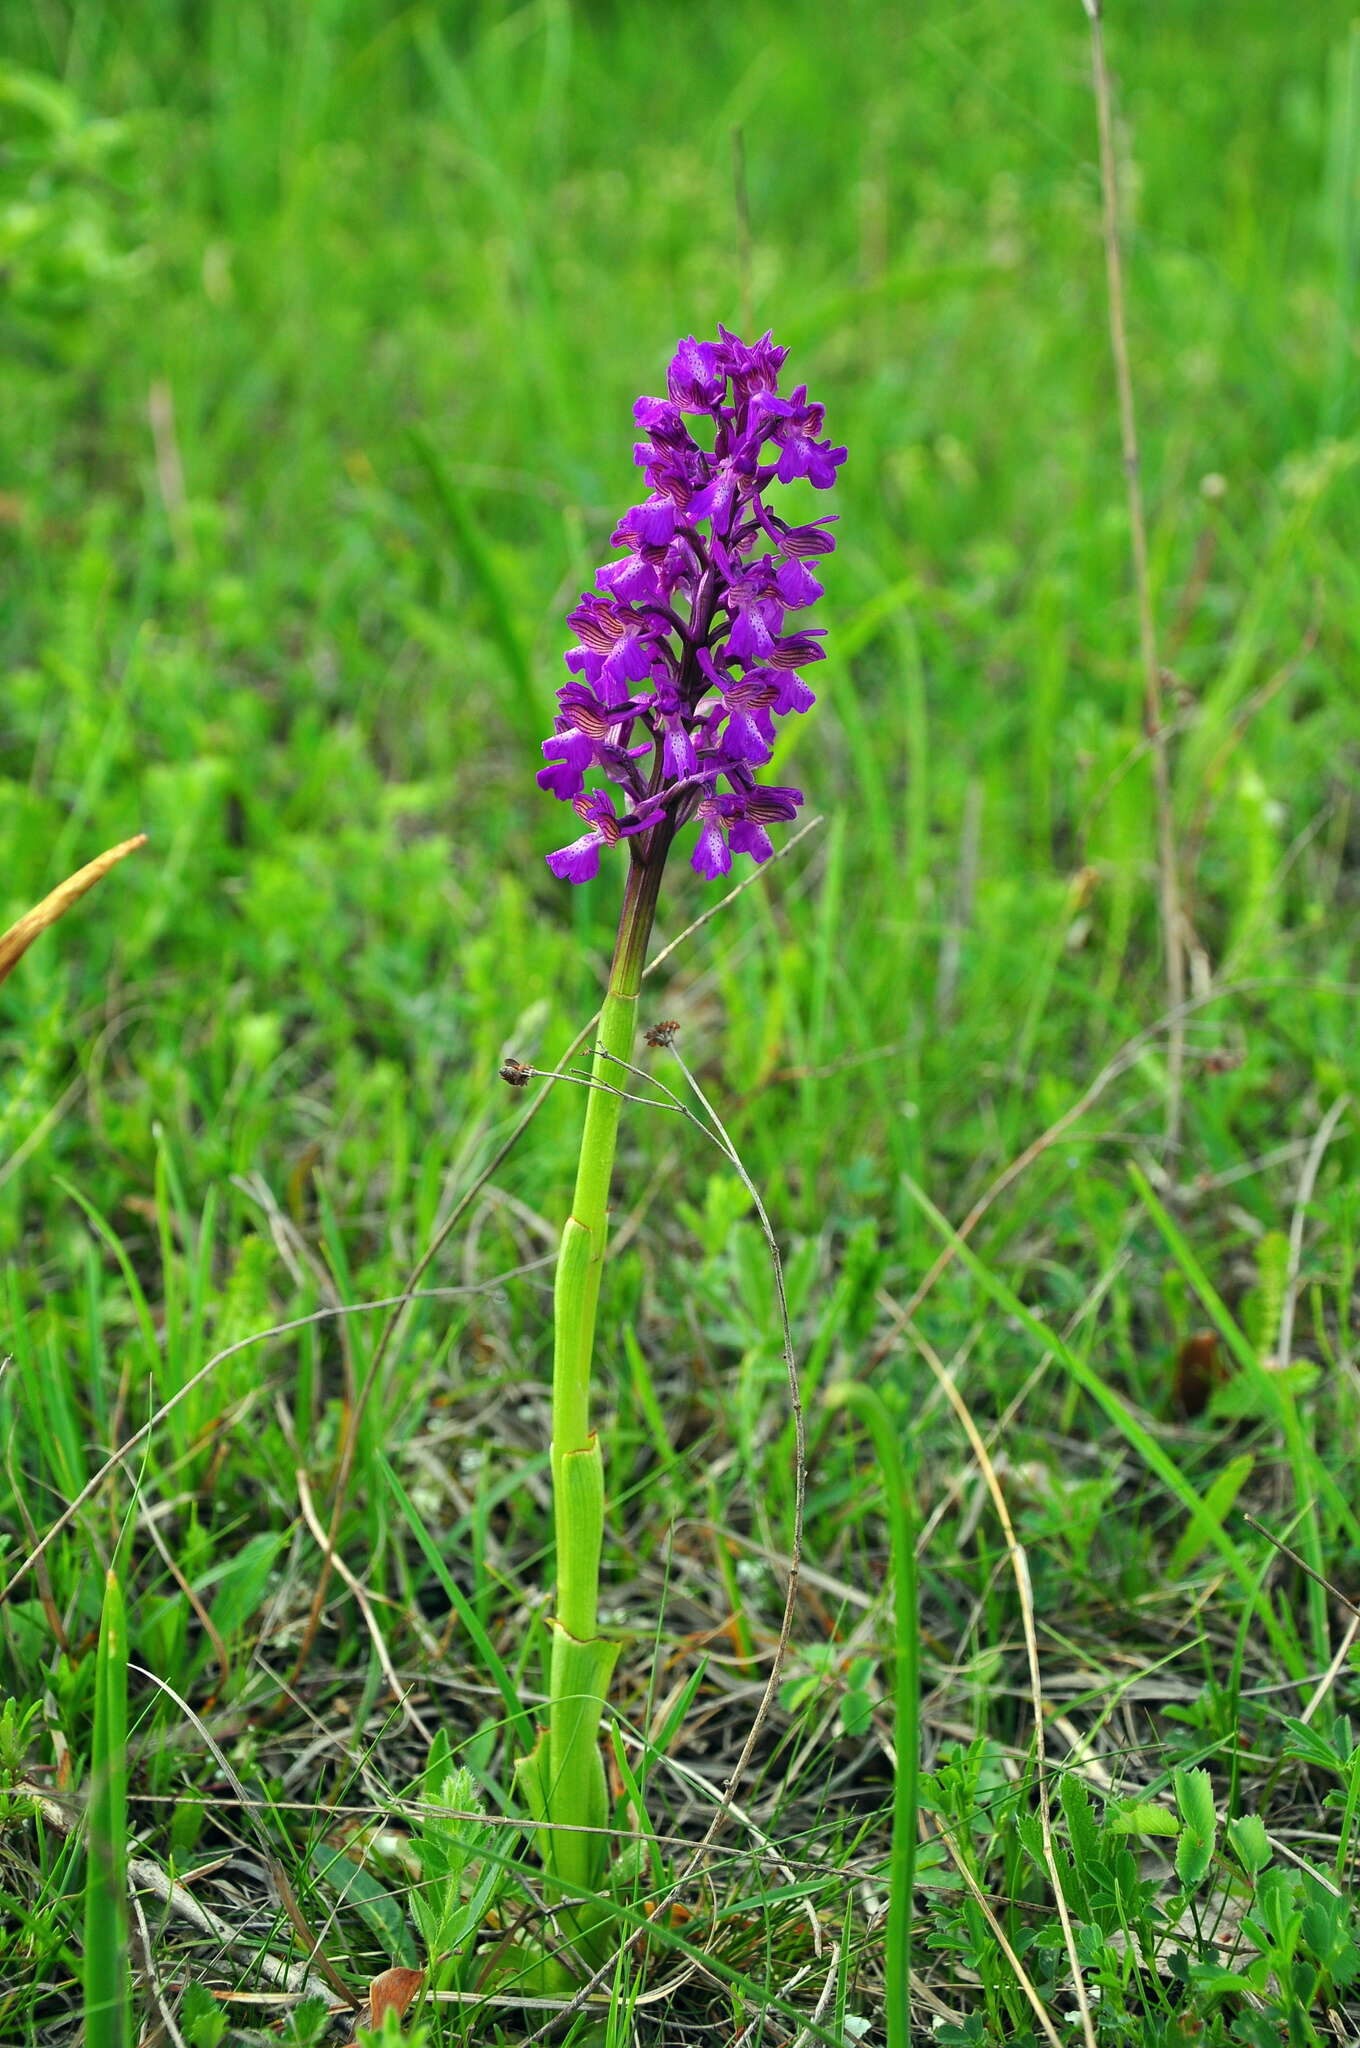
[1240,1514,1360,1627]
[1275,1092,1351,1373]
[923,1813,1065,2048]
[868,973,1359,1370]
[0,833,147,987]
[0,1285,526,1603]
[909,1326,1097,2048]
[1301,1612,1360,1728]
[1080,0,1186,1148]
[659,1046,806,1865]
[294,1464,432,1738]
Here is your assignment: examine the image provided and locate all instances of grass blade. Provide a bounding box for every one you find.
[83,1567,131,2048]
[406,424,541,749]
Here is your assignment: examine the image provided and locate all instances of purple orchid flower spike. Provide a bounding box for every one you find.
[521,330,845,1959]
[540,327,844,883]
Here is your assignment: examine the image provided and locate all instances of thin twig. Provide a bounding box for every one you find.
[626,1044,806,1870]
[1081,0,1186,1147]
[936,775,982,1028]
[130,1889,191,2048]
[129,1663,356,2005]
[148,380,194,565]
[1275,1093,1350,1371]
[1300,1612,1360,1729]
[1241,1513,1360,1623]
[873,982,1235,1350]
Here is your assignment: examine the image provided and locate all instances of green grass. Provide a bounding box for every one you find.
[3,0,1360,2039]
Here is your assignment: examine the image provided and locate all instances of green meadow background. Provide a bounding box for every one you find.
[3,0,1360,2039]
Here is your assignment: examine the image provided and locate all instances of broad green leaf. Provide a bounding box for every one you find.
[1174,1767,1217,1888]
[840,1688,875,1738]
[1227,1812,1272,1874]
[180,1982,227,2048]
[1109,1800,1179,1838]
[1210,1360,1320,1419]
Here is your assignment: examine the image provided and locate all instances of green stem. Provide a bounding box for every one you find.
[541,821,674,1939]
[84,1568,131,2048]
[825,1381,918,2048]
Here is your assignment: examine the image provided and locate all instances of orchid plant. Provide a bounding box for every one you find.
[515,328,843,1964]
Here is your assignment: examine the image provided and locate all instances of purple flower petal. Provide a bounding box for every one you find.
[728,819,775,863]
[601,633,653,688]
[596,554,661,602]
[720,706,773,763]
[663,720,698,779]
[547,831,604,882]
[612,497,677,548]
[689,467,738,532]
[541,330,840,882]
[668,336,726,412]
[634,396,686,434]
[775,558,824,608]
[691,816,731,879]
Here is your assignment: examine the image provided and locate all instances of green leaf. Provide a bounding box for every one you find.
[406,427,539,748]
[647,1655,708,1761]
[1188,1958,1271,2002]
[202,1531,284,1640]
[902,1173,1300,1671]
[512,1727,550,1831]
[380,1458,534,1751]
[1281,1713,1358,1775]
[1109,1800,1179,1838]
[1209,1359,1320,1419]
[0,62,80,133]
[1227,1812,1272,1874]
[421,1727,455,1805]
[281,1997,331,2046]
[180,1983,228,2048]
[1059,1772,1102,1877]
[1174,1766,1217,1888]
[1167,1452,1255,1577]
[311,1844,419,1968]
[840,1688,875,1738]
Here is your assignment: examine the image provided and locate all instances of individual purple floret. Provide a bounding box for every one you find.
[539,328,844,883]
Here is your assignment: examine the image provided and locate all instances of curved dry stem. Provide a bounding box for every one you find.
[0,834,147,987]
